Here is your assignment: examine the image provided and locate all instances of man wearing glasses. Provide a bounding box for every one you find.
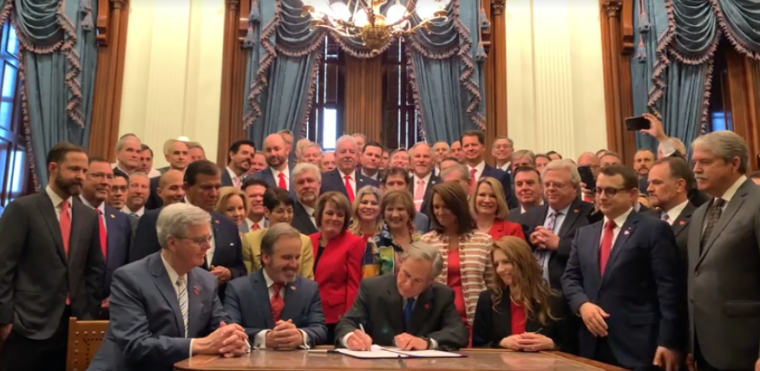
[562,165,682,371]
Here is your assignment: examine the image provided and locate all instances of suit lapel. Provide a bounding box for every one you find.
[558,201,583,238]
[37,194,67,265]
[150,254,185,337]
[699,181,752,264]
[409,286,433,335]
[209,212,221,267]
[105,209,119,263]
[69,200,86,264]
[264,169,276,188]
[281,277,301,321]
[186,271,204,337]
[601,213,638,284]
[588,222,603,279]
[385,285,405,335]
[671,203,694,239]
[253,271,274,329]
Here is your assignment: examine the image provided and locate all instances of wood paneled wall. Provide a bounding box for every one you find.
[217,0,249,165]
[88,0,130,161]
[726,49,760,170]
[484,0,506,164]
[344,56,383,142]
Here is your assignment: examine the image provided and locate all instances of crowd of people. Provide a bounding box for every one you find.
[1,114,759,371]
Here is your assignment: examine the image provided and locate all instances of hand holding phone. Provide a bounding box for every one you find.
[625,116,651,131]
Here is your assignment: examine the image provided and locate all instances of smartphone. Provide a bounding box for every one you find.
[578,165,596,190]
[625,116,651,131]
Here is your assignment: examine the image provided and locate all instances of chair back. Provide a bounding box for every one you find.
[66,317,109,371]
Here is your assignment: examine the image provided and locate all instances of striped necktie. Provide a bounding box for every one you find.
[176,276,188,337]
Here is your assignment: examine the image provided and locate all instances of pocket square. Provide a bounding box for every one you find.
[229,243,234,246]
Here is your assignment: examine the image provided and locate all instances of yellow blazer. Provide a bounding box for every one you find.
[241,228,315,279]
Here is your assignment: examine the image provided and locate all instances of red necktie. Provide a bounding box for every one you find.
[252,223,260,231]
[270,283,284,322]
[599,220,616,275]
[278,172,287,190]
[469,168,477,193]
[344,175,355,203]
[60,200,71,255]
[97,210,107,259]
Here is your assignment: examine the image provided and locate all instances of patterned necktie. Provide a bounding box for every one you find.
[700,198,725,253]
[344,175,355,203]
[599,220,616,275]
[97,209,107,259]
[278,172,287,190]
[176,276,188,337]
[271,283,285,322]
[403,298,415,330]
[414,179,425,211]
[534,211,559,279]
[660,212,669,223]
[60,200,71,255]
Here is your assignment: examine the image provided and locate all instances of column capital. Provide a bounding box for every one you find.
[492,0,506,16]
[602,0,622,18]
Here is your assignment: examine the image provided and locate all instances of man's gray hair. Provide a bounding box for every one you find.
[260,223,302,258]
[692,131,748,174]
[433,141,450,150]
[336,135,357,149]
[157,203,211,248]
[352,133,366,142]
[129,171,149,180]
[410,142,430,152]
[116,134,141,151]
[544,159,581,185]
[440,163,470,183]
[300,142,322,157]
[292,162,322,182]
[401,241,443,278]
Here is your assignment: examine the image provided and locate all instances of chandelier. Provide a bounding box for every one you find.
[302,0,450,53]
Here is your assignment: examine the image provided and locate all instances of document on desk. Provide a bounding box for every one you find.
[333,345,465,359]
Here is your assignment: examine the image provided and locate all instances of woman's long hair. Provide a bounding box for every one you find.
[348,186,384,236]
[490,236,560,326]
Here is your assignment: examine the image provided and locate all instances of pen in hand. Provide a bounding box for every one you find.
[359,324,371,351]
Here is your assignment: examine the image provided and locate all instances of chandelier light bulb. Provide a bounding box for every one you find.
[386,3,408,25]
[330,2,352,22]
[353,8,370,27]
[415,3,437,20]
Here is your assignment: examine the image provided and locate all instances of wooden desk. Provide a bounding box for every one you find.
[174,349,626,371]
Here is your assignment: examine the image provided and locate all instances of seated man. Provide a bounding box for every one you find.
[87,204,249,371]
[336,242,468,351]
[225,224,327,349]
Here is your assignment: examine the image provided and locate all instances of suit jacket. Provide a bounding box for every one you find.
[241,229,314,279]
[221,168,234,187]
[129,208,246,301]
[507,207,522,224]
[481,164,518,209]
[413,213,430,234]
[145,176,163,210]
[687,179,760,370]
[309,232,364,324]
[319,169,379,201]
[87,253,229,371]
[472,288,567,350]
[335,275,469,350]
[103,205,132,299]
[223,270,328,347]
[250,167,293,192]
[521,199,601,290]
[128,214,139,238]
[292,201,318,236]
[408,172,440,218]
[561,212,682,369]
[646,202,695,275]
[0,192,103,339]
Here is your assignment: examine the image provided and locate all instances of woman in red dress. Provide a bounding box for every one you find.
[471,177,525,241]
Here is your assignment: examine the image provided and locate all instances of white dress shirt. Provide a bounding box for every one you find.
[272,166,290,191]
[148,168,161,178]
[497,162,511,172]
[253,270,310,349]
[716,175,747,211]
[663,200,689,225]
[338,169,357,194]
[160,253,194,355]
[79,196,107,233]
[226,166,242,188]
[45,186,72,221]
[122,205,145,217]
[246,217,267,232]
[600,208,633,249]
[467,161,487,181]
[301,204,317,228]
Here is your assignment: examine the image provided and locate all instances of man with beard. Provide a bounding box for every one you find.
[277,129,296,166]
[0,143,104,371]
[319,135,378,203]
[123,172,150,217]
[634,149,655,194]
[225,224,328,349]
[250,134,292,192]
[130,160,246,301]
[78,158,132,318]
[508,166,543,223]
[291,163,322,235]
[222,139,254,188]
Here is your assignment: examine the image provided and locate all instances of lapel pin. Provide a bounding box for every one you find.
[110,214,115,218]
[214,220,219,225]
[424,303,430,309]
[193,285,200,296]
[573,209,579,214]
[290,285,296,291]
[679,220,686,225]
[624,230,630,235]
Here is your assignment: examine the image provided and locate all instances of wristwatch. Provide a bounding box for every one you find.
[423,337,432,350]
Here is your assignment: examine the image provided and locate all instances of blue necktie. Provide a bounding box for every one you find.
[404,298,415,330]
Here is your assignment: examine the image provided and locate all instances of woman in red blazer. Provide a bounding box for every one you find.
[471,177,526,241]
[309,191,364,343]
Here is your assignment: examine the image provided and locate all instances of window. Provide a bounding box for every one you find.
[382,39,420,150]
[0,21,27,213]
[707,41,734,132]
[305,35,345,152]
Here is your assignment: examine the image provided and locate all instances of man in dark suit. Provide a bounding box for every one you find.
[687,131,760,371]
[225,224,327,349]
[358,141,384,182]
[291,163,321,235]
[129,160,245,301]
[87,204,249,371]
[146,139,189,210]
[408,142,440,217]
[222,139,255,188]
[78,157,132,318]
[336,242,468,351]
[0,143,104,371]
[509,166,544,224]
[562,165,681,371]
[250,134,292,192]
[320,135,378,203]
[460,130,517,208]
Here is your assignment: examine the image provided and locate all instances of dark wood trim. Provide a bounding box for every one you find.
[89,0,130,161]
[484,0,503,164]
[726,49,760,171]
[217,0,249,166]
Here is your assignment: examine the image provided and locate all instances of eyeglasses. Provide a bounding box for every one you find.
[178,235,213,246]
[543,181,567,189]
[594,187,629,197]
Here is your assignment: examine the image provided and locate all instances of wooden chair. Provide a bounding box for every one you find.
[66,317,109,371]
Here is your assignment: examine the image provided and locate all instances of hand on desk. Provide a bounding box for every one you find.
[193,321,248,356]
[499,333,554,352]
[394,333,428,351]
[266,320,304,350]
[346,330,373,351]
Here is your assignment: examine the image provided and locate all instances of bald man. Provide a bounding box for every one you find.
[249,134,293,192]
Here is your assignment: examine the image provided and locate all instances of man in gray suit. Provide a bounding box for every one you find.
[87,203,249,371]
[0,143,104,371]
[688,131,760,371]
[224,224,327,349]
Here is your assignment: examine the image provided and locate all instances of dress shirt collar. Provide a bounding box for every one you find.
[717,175,747,204]
[272,165,290,180]
[603,207,633,228]
[45,185,71,210]
[301,202,316,218]
[468,161,486,174]
[413,172,432,185]
[226,166,240,183]
[498,162,511,172]
[548,203,571,217]
[79,195,105,215]
[338,168,355,180]
[123,205,145,216]
[521,200,544,214]
[665,200,689,225]
[160,251,186,286]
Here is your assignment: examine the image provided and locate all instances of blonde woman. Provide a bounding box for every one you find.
[215,186,249,229]
[470,177,525,241]
[348,186,383,242]
[473,236,566,351]
[362,189,422,277]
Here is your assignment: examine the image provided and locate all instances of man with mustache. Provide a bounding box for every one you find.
[634,149,655,194]
[222,139,255,188]
[0,143,104,371]
[409,142,439,217]
[78,158,132,318]
[225,224,328,350]
[250,134,291,192]
[319,135,378,204]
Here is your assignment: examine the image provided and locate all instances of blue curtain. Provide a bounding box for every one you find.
[631,0,759,156]
[5,0,98,188]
